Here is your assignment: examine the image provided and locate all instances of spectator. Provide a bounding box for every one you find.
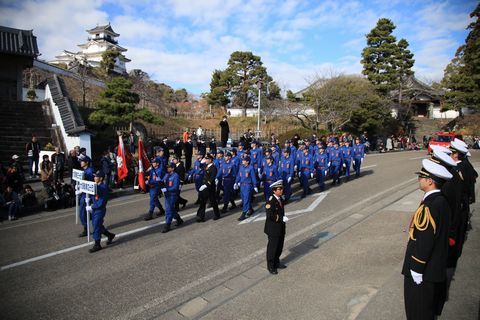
[182,128,190,143]
[196,125,204,139]
[128,131,136,154]
[184,137,193,171]
[108,147,117,186]
[209,137,217,155]
[160,137,170,160]
[100,151,113,188]
[1,185,20,221]
[219,115,230,148]
[51,147,66,183]
[25,135,41,178]
[21,184,38,212]
[174,138,183,160]
[10,154,25,184]
[79,147,91,164]
[6,165,23,194]
[386,136,393,152]
[40,154,53,188]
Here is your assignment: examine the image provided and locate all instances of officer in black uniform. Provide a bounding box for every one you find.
[196,154,220,222]
[402,159,452,320]
[264,180,288,275]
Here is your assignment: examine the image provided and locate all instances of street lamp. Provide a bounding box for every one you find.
[256,80,262,139]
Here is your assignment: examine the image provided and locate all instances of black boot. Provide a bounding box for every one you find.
[89,240,102,253]
[144,212,153,221]
[221,204,228,213]
[175,217,184,226]
[237,212,246,221]
[103,231,115,245]
[78,227,87,237]
[161,224,171,233]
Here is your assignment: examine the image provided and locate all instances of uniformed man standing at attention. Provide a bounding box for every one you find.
[196,154,221,222]
[88,171,115,253]
[264,180,288,275]
[402,159,452,319]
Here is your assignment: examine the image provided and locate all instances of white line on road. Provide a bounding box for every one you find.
[409,156,428,160]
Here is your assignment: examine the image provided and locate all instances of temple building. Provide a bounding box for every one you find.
[50,23,130,74]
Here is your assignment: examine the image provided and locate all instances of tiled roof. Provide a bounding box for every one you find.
[0,25,39,57]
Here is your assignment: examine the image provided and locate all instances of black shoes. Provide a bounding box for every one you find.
[144,213,153,221]
[229,203,237,210]
[277,264,287,269]
[106,232,115,245]
[238,213,246,221]
[221,205,228,213]
[161,224,171,233]
[268,268,278,275]
[213,215,221,221]
[89,241,102,253]
[78,228,87,237]
[175,217,184,226]
[196,217,205,223]
[156,209,165,217]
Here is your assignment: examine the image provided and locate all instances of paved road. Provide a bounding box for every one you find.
[0,150,478,319]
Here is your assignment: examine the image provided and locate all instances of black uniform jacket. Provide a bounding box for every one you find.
[402,191,450,282]
[442,169,463,241]
[202,164,217,191]
[175,162,186,184]
[264,196,286,237]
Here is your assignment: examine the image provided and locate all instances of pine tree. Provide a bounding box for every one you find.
[361,18,400,94]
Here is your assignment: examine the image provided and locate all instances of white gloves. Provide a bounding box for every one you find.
[161,188,167,193]
[199,185,207,191]
[310,173,314,178]
[259,182,263,187]
[328,162,331,167]
[188,175,192,181]
[201,158,206,164]
[283,216,289,222]
[361,158,364,163]
[257,168,261,174]
[343,163,346,168]
[86,206,92,214]
[233,183,239,190]
[215,179,219,186]
[410,270,423,285]
[294,165,297,171]
[287,177,292,183]
[325,170,328,176]
[75,190,82,196]
[254,187,259,193]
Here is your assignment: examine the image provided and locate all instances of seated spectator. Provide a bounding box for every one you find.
[6,164,23,194]
[21,185,38,212]
[40,154,53,188]
[1,185,20,221]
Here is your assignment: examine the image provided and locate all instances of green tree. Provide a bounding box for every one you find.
[89,77,162,129]
[442,3,480,112]
[174,88,189,102]
[286,90,297,102]
[361,18,414,95]
[100,49,120,75]
[207,51,273,116]
[267,81,281,100]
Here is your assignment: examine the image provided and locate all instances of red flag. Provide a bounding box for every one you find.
[116,135,128,183]
[138,138,151,192]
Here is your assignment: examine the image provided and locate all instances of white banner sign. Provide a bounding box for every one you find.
[77,180,96,195]
[72,169,84,182]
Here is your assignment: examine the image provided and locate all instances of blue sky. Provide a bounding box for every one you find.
[0,0,476,94]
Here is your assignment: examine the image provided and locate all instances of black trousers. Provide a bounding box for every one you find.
[185,154,192,171]
[196,189,220,219]
[266,234,285,269]
[404,276,438,320]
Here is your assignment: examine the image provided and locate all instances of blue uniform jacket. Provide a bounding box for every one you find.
[299,154,314,174]
[91,183,108,211]
[163,172,180,196]
[148,167,164,188]
[235,165,257,186]
[342,146,353,162]
[250,148,263,170]
[262,164,279,183]
[220,160,237,180]
[329,148,343,166]
[279,155,294,179]
[353,143,365,159]
[314,152,329,169]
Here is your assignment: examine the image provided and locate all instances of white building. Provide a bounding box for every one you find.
[50,23,130,74]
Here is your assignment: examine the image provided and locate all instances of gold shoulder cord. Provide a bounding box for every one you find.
[408,205,436,240]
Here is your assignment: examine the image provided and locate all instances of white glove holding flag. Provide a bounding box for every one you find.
[283,216,289,222]
[199,185,207,191]
[254,187,259,193]
[86,206,93,214]
[287,177,292,183]
[410,270,423,285]
[233,183,239,190]
[161,188,167,193]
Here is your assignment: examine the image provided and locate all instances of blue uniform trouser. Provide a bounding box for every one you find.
[263,181,273,200]
[353,157,362,177]
[223,179,234,206]
[240,184,253,213]
[343,160,352,177]
[315,167,326,189]
[92,209,106,241]
[300,171,310,196]
[149,187,162,213]
[80,194,87,227]
[330,164,341,183]
[281,173,292,201]
[164,193,178,224]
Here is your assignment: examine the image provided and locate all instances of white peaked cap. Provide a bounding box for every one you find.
[431,145,452,155]
[450,139,468,154]
[417,159,453,181]
[431,146,457,167]
[270,180,284,189]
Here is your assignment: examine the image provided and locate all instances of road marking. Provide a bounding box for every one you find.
[409,156,428,160]
[239,191,329,224]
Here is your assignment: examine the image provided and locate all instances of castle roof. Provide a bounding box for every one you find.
[0,25,39,57]
[86,23,119,37]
